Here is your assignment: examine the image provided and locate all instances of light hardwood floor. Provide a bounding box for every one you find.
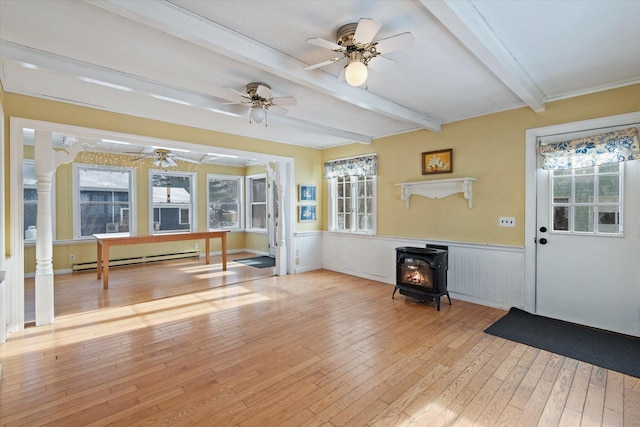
[2,259,639,426]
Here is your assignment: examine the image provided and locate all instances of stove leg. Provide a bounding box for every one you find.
[392,286,398,299]
[435,296,441,311]
[446,292,451,306]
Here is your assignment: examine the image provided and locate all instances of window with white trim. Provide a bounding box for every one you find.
[246,174,267,230]
[325,154,377,234]
[74,164,135,238]
[151,171,196,233]
[207,174,242,230]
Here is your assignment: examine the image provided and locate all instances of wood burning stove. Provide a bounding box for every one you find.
[393,246,450,311]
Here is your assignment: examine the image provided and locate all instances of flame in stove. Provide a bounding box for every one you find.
[403,265,432,287]
[407,269,424,284]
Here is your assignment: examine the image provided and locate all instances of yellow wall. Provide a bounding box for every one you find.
[323,84,640,246]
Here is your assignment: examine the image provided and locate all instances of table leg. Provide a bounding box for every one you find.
[103,243,109,289]
[222,232,227,271]
[205,238,210,264]
[97,241,102,279]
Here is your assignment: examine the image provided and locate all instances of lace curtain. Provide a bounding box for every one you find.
[539,127,639,170]
[323,154,378,178]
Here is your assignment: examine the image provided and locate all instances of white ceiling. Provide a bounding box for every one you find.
[1,0,639,156]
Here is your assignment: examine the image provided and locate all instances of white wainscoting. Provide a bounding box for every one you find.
[321,232,524,310]
[293,231,323,273]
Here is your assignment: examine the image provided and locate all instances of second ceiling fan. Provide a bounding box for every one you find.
[304,18,414,87]
[226,82,297,125]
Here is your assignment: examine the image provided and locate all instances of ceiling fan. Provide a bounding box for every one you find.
[129,148,201,168]
[304,18,414,87]
[226,82,297,124]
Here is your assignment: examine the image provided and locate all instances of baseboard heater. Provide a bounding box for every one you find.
[72,250,200,272]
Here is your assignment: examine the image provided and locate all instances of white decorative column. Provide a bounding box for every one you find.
[34,131,55,325]
[264,162,287,276]
[34,133,89,325]
[274,161,287,276]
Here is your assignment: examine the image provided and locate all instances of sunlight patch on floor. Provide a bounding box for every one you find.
[1,286,271,358]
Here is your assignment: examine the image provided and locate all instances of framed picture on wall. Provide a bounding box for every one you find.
[422,149,453,175]
[299,184,316,202]
[299,205,317,222]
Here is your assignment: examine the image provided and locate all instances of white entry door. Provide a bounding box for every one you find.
[536,130,640,337]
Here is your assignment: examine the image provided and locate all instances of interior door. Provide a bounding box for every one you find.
[536,131,640,337]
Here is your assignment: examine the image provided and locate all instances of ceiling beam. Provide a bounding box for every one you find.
[1,41,371,144]
[87,0,441,132]
[420,0,546,113]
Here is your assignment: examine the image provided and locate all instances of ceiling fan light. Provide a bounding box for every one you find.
[250,106,267,123]
[345,60,368,86]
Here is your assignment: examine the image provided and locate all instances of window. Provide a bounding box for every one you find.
[550,163,623,235]
[151,171,196,233]
[246,174,267,230]
[23,160,57,241]
[207,174,242,230]
[325,154,377,234]
[74,165,135,238]
[329,175,376,233]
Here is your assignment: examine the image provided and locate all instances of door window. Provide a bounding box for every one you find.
[550,163,623,235]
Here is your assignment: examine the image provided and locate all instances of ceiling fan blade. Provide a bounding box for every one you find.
[172,155,201,164]
[307,37,343,51]
[165,157,178,167]
[130,155,150,161]
[367,55,395,73]
[256,84,272,99]
[303,57,343,71]
[226,87,251,100]
[374,32,414,54]
[269,105,289,116]
[272,96,297,107]
[354,18,381,45]
[337,66,346,82]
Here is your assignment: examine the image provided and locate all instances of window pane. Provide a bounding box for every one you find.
[574,206,594,232]
[553,177,571,203]
[78,167,133,237]
[574,166,595,175]
[24,188,37,202]
[252,204,266,228]
[598,175,619,203]
[24,204,37,232]
[598,207,619,233]
[208,177,240,229]
[553,206,569,231]
[80,204,115,235]
[80,169,130,189]
[252,178,266,203]
[156,207,189,231]
[599,163,619,173]
[575,176,595,203]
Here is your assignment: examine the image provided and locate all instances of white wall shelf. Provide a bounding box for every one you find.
[396,177,477,208]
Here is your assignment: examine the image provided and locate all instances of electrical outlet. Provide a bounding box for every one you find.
[499,217,515,227]
[295,257,300,265]
[193,242,198,249]
[69,254,76,262]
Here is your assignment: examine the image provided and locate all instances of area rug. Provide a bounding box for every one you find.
[234,256,275,268]
[484,307,640,378]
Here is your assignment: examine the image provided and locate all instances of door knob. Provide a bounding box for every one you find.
[539,238,548,245]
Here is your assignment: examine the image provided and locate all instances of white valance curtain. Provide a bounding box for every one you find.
[323,154,378,178]
[538,127,639,170]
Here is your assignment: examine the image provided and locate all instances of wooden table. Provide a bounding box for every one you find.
[93,230,229,289]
